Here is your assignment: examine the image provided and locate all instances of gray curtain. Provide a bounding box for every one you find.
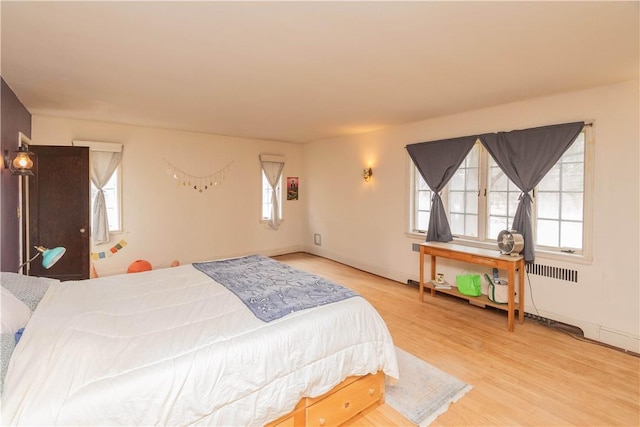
[406,136,477,241]
[479,121,584,262]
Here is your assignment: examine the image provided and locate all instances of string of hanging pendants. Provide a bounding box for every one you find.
[163,159,233,193]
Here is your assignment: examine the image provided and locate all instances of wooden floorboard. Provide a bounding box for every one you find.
[274,252,640,427]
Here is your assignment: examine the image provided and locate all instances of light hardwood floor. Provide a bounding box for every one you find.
[274,252,640,427]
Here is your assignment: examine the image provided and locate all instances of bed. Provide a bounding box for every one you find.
[1,255,398,426]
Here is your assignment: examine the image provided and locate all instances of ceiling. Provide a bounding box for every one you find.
[1,1,638,144]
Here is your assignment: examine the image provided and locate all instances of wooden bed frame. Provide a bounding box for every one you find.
[266,371,385,427]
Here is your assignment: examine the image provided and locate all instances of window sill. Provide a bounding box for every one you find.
[406,232,593,265]
[260,219,284,224]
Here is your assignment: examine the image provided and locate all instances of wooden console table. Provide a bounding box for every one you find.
[419,242,525,332]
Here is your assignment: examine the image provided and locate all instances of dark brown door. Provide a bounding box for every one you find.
[27,145,90,280]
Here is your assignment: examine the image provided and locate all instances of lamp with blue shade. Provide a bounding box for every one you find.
[17,245,66,274]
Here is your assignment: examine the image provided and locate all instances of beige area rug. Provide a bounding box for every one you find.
[385,347,472,426]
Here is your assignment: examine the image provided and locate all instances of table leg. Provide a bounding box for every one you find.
[507,265,515,332]
[518,259,525,324]
[419,248,425,302]
[430,255,437,297]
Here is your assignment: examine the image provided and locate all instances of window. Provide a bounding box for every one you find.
[535,132,585,250]
[487,157,520,239]
[90,167,121,232]
[409,129,591,256]
[448,144,480,238]
[72,140,123,242]
[261,171,282,221]
[411,166,432,233]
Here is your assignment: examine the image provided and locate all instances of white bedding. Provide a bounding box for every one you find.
[2,263,398,426]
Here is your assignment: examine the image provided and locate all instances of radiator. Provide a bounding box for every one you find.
[525,262,578,283]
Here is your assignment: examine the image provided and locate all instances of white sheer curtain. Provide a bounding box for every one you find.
[73,141,123,244]
[259,154,285,230]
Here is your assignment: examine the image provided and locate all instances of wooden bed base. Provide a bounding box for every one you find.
[266,371,385,427]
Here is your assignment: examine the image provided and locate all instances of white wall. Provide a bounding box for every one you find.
[303,80,640,352]
[32,117,305,276]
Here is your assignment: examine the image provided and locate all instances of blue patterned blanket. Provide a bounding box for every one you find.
[192,255,359,322]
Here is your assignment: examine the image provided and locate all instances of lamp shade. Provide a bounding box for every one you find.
[8,146,35,176]
[41,246,66,269]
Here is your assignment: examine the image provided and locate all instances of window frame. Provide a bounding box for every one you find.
[407,127,593,263]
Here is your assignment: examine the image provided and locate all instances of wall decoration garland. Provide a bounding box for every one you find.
[163,159,233,193]
[91,239,127,260]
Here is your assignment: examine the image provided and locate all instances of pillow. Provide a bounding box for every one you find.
[0,272,57,311]
[1,286,32,335]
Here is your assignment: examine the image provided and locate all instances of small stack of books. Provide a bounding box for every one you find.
[430,280,452,290]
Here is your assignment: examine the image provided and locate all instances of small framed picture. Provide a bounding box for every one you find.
[287,177,298,200]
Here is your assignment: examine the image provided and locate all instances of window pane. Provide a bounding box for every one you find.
[450,213,464,235]
[537,219,559,247]
[487,154,520,243]
[561,192,583,220]
[466,192,478,214]
[561,222,582,248]
[466,167,478,189]
[417,175,429,191]
[563,162,584,192]
[449,192,465,213]
[538,165,559,191]
[466,143,479,165]
[508,193,520,218]
[537,192,560,219]
[449,170,465,190]
[488,216,508,240]
[418,190,431,210]
[489,191,508,216]
[465,214,478,237]
[413,172,431,233]
[417,211,430,232]
[562,134,584,162]
[262,186,271,219]
[446,144,480,239]
[490,167,508,191]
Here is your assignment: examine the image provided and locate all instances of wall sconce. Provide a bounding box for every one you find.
[17,245,66,274]
[363,167,373,182]
[3,146,35,176]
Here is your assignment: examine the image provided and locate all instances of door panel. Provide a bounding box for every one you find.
[28,145,90,280]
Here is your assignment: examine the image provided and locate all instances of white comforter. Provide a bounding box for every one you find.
[2,264,398,426]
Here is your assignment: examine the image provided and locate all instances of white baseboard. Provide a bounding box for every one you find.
[260,245,305,258]
[598,327,640,354]
[303,247,409,285]
[521,308,639,354]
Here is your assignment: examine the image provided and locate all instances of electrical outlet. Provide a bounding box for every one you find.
[411,243,420,252]
[314,233,321,246]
